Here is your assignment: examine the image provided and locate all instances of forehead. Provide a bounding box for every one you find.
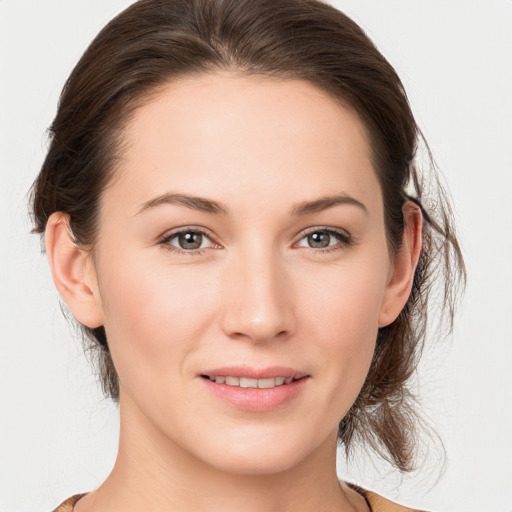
[108,72,381,217]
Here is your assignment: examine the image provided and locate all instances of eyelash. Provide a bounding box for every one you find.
[158,226,352,256]
[294,227,352,254]
[159,227,218,256]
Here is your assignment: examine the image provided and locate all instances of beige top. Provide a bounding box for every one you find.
[52,488,428,512]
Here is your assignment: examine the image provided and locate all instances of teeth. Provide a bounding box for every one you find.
[257,378,277,389]
[240,377,258,388]
[207,376,296,388]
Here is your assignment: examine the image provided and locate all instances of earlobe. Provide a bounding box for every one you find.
[378,201,423,327]
[45,212,104,328]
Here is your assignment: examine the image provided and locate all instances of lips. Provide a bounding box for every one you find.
[199,366,310,411]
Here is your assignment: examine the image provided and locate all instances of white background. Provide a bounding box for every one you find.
[1,1,511,511]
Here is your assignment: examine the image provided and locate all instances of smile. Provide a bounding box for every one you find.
[201,373,309,411]
[202,375,296,388]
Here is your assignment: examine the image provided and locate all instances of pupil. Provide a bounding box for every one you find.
[308,232,330,248]
[179,232,202,249]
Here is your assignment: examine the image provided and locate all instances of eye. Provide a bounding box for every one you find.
[160,228,217,253]
[295,228,351,251]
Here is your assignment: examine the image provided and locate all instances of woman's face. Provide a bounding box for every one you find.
[88,73,400,474]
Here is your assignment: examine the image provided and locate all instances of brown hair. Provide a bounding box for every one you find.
[30,0,465,472]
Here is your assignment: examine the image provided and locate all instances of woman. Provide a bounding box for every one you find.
[30,0,465,510]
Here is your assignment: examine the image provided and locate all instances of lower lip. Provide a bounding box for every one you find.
[200,377,309,412]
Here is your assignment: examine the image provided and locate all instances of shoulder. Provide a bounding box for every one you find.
[53,489,430,512]
[348,483,429,512]
[52,494,86,512]
[365,490,429,512]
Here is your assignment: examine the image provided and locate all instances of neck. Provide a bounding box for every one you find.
[77,393,364,512]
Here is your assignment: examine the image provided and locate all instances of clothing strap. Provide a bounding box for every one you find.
[52,493,86,512]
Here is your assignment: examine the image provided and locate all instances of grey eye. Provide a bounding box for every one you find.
[296,228,351,251]
[162,229,215,252]
[177,231,203,250]
[307,232,331,248]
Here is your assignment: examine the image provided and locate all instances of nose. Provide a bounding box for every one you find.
[220,246,296,344]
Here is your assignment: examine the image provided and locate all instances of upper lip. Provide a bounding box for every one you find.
[200,366,309,380]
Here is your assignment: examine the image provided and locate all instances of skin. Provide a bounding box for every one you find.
[46,73,422,512]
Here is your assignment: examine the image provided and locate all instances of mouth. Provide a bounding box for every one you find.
[200,375,305,389]
[199,369,310,411]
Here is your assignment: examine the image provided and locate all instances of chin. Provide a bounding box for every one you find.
[207,448,305,476]
[192,425,329,476]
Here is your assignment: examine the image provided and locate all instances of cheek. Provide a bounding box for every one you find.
[303,257,386,340]
[96,251,220,375]
[298,257,387,399]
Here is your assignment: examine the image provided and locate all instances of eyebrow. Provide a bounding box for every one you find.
[136,192,367,217]
[290,194,368,216]
[136,193,228,216]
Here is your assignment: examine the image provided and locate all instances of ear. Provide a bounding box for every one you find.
[45,212,104,328]
[378,201,423,327]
